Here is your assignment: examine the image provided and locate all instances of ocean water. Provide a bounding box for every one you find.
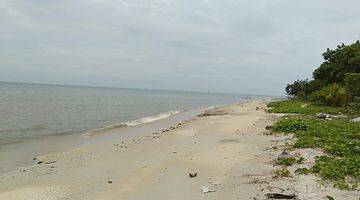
[0,82,264,147]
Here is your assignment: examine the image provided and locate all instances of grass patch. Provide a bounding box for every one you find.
[271,117,360,190]
[295,168,310,175]
[267,100,346,115]
[276,156,304,166]
[274,168,290,177]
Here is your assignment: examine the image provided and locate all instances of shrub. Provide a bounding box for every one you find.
[310,83,348,107]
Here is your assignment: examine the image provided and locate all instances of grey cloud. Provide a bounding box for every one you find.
[1,0,360,95]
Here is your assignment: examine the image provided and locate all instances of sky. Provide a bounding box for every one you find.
[0,0,359,95]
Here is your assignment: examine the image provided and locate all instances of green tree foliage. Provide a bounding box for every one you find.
[344,73,360,98]
[285,79,308,97]
[285,79,324,98]
[313,41,360,84]
[286,41,360,107]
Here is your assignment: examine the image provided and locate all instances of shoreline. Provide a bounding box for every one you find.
[0,107,204,174]
[0,98,262,174]
[1,100,355,199]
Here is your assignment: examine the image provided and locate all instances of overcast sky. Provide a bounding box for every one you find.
[1,0,359,95]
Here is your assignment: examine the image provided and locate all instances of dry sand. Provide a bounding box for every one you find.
[0,101,358,199]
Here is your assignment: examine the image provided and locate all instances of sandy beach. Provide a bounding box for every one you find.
[0,101,357,200]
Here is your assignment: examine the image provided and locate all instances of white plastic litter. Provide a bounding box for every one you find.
[202,186,216,194]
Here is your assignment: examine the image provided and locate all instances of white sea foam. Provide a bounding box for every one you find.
[82,110,181,137]
[125,110,181,126]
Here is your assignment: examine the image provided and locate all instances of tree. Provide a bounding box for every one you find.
[344,73,360,99]
[285,40,360,106]
[285,79,309,97]
[313,41,360,84]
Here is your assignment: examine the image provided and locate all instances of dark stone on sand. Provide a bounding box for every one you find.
[189,172,197,178]
[278,150,292,160]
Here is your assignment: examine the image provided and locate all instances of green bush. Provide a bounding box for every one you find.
[310,83,348,107]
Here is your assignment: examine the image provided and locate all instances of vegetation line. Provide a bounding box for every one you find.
[267,40,359,190]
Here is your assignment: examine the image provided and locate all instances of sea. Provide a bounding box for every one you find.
[0,82,268,148]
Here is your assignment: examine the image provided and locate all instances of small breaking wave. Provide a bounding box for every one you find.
[82,110,181,137]
[125,110,181,126]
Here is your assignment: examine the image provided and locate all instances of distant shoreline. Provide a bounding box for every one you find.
[0,81,279,97]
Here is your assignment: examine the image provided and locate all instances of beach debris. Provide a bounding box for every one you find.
[44,161,57,165]
[263,131,271,135]
[19,167,26,172]
[256,107,260,110]
[108,180,113,184]
[265,125,272,130]
[318,113,332,120]
[202,186,216,194]
[33,158,44,164]
[189,172,197,178]
[198,110,227,117]
[265,193,296,199]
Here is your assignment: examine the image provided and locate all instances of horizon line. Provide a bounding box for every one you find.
[0,81,281,97]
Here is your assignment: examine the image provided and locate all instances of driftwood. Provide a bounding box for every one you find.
[188,172,197,178]
[265,193,296,199]
[198,110,228,116]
